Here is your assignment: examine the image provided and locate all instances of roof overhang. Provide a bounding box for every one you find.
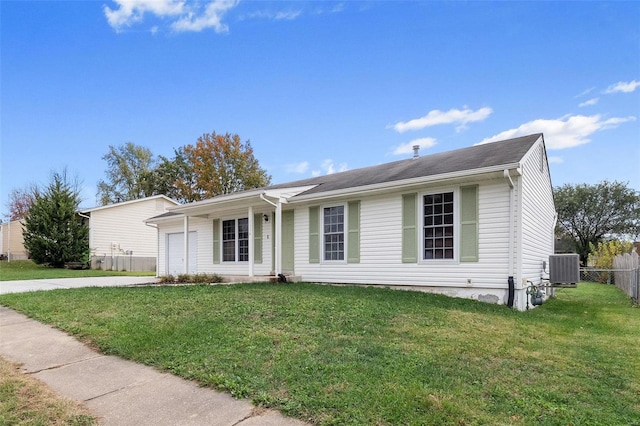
[286,163,522,203]
[81,195,179,214]
[167,185,317,217]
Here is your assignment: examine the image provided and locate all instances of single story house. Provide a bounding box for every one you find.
[81,195,179,271]
[147,134,556,310]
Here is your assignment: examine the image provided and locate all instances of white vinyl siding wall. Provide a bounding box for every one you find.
[156,211,273,277]
[519,139,556,287]
[89,198,177,258]
[295,179,513,298]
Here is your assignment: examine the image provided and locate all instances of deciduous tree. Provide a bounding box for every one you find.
[555,181,640,265]
[140,148,194,203]
[6,185,37,221]
[97,142,155,205]
[177,132,271,202]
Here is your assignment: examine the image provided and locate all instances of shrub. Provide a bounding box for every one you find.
[158,273,224,284]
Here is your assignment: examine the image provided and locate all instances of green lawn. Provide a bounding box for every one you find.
[0,282,638,425]
[0,260,155,281]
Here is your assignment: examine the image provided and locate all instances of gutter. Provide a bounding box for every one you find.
[287,163,522,203]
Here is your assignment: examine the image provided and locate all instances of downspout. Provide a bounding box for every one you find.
[504,169,516,308]
[260,193,281,276]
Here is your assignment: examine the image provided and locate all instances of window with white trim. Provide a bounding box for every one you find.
[323,205,344,261]
[423,192,454,260]
[222,218,249,262]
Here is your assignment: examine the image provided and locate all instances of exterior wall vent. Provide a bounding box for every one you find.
[549,254,580,287]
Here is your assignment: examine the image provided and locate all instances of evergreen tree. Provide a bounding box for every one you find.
[23,170,88,267]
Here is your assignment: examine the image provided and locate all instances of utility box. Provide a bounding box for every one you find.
[549,254,580,287]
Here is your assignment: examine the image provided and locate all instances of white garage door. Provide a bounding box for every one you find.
[167,232,197,275]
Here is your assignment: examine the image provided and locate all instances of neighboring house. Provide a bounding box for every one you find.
[0,219,28,260]
[81,195,180,271]
[147,134,556,310]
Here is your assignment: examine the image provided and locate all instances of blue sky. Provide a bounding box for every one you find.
[1,0,639,211]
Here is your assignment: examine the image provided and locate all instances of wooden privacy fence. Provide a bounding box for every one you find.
[613,251,639,304]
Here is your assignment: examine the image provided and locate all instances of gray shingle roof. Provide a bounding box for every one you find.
[268,133,542,197]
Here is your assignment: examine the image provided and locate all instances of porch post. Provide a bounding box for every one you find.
[248,206,254,277]
[275,199,282,275]
[183,215,190,275]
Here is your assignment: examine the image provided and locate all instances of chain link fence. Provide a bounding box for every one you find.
[580,251,640,304]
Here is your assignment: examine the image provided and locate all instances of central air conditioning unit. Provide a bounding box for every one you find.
[549,254,580,287]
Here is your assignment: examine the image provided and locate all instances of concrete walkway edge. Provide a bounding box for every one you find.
[0,305,307,425]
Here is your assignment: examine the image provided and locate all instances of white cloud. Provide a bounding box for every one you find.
[393,107,493,133]
[578,97,599,107]
[311,159,348,177]
[603,80,640,94]
[104,0,238,33]
[241,9,302,21]
[171,0,238,32]
[285,161,309,174]
[548,156,564,164]
[104,0,186,31]
[273,10,302,20]
[393,137,437,155]
[575,87,596,98]
[478,114,636,149]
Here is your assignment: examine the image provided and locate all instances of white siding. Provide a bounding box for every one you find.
[89,197,177,258]
[156,209,273,277]
[1,220,28,260]
[294,178,514,304]
[518,139,556,304]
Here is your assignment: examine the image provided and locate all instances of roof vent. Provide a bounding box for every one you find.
[412,145,420,158]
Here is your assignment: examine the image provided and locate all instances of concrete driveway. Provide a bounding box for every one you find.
[0,276,160,295]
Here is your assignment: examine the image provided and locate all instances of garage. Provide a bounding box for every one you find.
[167,232,197,275]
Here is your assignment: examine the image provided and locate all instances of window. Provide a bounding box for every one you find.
[222,218,249,262]
[323,205,344,261]
[423,192,454,260]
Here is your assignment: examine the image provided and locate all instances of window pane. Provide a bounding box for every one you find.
[323,206,344,261]
[222,220,235,261]
[423,192,455,260]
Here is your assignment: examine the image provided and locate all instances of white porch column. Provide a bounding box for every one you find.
[248,206,254,277]
[274,199,282,276]
[183,215,190,275]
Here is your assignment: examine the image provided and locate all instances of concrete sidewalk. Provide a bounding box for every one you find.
[0,306,307,425]
[0,276,162,295]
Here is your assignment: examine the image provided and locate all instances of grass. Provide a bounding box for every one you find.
[0,282,638,425]
[0,260,155,281]
[0,356,96,425]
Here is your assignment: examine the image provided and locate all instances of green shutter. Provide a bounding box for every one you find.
[402,194,417,263]
[253,213,262,264]
[212,219,220,264]
[460,185,479,262]
[347,201,360,263]
[309,206,320,263]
